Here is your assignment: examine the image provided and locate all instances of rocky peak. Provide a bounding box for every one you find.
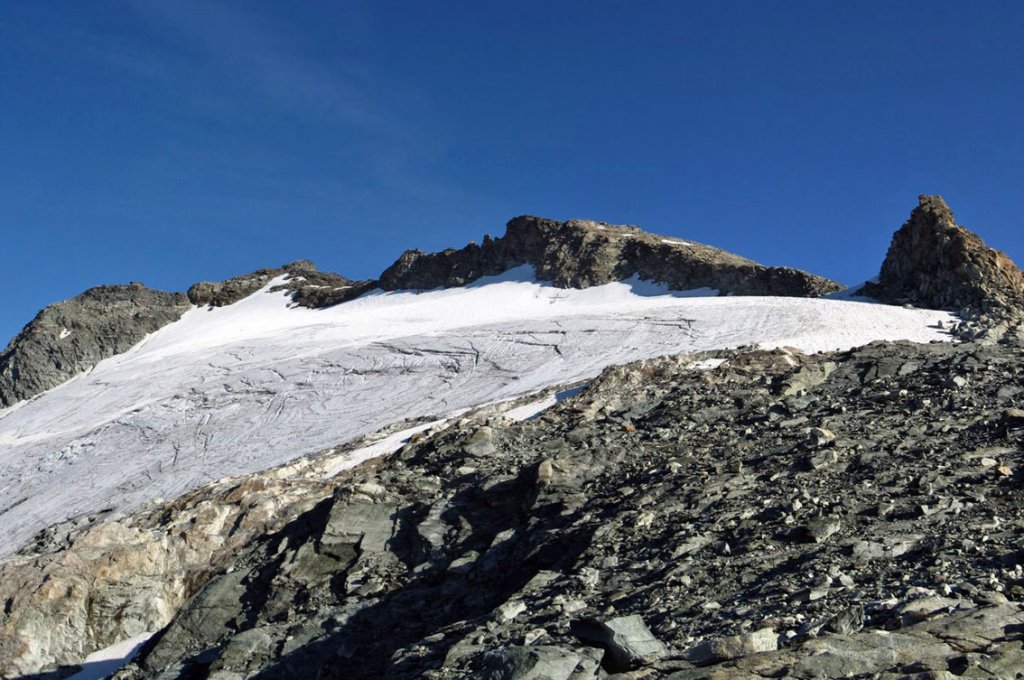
[865,195,1024,315]
[380,215,842,297]
[188,260,376,310]
[0,284,190,407]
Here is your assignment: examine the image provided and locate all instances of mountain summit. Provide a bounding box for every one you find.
[865,194,1024,314]
[379,216,842,297]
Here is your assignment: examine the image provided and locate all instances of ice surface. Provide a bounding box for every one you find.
[64,632,153,680]
[0,267,956,556]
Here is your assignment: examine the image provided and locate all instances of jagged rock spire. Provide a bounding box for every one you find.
[866,195,1024,314]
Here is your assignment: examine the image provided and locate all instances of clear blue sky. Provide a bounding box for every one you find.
[1,1,1022,343]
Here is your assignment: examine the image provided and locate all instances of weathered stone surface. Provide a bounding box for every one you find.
[570,615,669,670]
[684,628,778,666]
[379,216,841,297]
[864,195,1024,316]
[187,259,372,309]
[0,283,189,407]
[481,646,583,680]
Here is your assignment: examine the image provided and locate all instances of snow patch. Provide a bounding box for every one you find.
[503,386,588,422]
[59,328,72,339]
[65,632,153,680]
[691,358,727,370]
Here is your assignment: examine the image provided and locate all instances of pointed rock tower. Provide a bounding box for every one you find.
[865,195,1024,315]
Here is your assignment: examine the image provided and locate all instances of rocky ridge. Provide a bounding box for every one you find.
[0,284,190,407]
[0,217,839,409]
[187,260,375,309]
[378,216,842,297]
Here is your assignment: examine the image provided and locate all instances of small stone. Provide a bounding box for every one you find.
[523,628,548,645]
[497,600,527,622]
[803,516,841,543]
[944,375,969,389]
[354,482,386,497]
[807,427,837,447]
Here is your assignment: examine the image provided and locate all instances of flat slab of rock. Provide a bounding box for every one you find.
[571,614,669,671]
[481,645,582,680]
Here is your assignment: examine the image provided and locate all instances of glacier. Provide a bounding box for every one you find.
[0,267,956,556]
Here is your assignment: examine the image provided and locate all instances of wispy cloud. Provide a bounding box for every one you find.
[124,0,387,130]
[127,1,484,209]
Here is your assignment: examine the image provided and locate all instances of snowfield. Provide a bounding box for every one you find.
[0,268,956,556]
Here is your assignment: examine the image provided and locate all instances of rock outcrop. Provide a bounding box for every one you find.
[187,260,372,309]
[0,418,447,677]
[380,216,843,297]
[0,284,190,407]
[864,195,1024,315]
[7,338,1024,678]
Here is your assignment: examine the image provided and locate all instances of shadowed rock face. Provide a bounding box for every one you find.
[865,195,1024,314]
[0,284,190,407]
[380,216,843,297]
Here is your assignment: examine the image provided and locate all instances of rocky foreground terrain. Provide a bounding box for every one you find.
[1,196,1024,679]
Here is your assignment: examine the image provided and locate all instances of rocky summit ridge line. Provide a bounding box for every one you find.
[865,195,1024,314]
[376,216,842,297]
[864,195,1024,345]
[0,215,840,408]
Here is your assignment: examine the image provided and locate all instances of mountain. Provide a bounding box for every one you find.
[0,216,839,409]
[0,199,1022,679]
[0,285,189,408]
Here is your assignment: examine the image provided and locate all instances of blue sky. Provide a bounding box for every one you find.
[1,1,1022,343]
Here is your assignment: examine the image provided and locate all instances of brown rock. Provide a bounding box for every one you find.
[379,216,841,297]
[864,195,1024,314]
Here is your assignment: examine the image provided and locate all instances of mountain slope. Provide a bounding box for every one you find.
[110,340,1024,679]
[0,268,952,561]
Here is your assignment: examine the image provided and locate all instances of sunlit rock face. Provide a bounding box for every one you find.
[866,194,1024,314]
